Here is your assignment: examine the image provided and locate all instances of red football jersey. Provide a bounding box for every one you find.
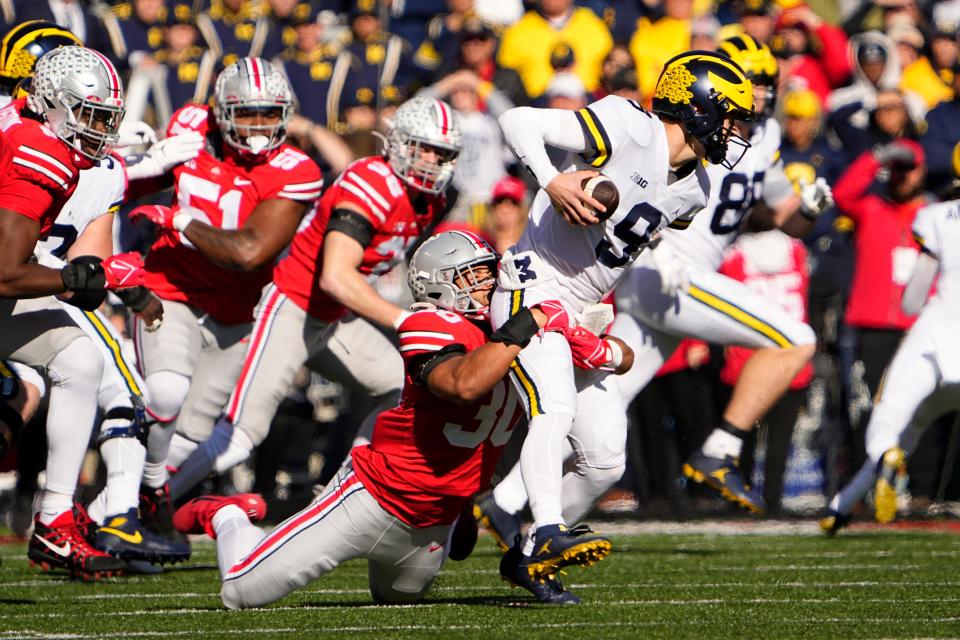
[143,105,323,324]
[273,156,445,321]
[351,309,524,528]
[0,98,82,238]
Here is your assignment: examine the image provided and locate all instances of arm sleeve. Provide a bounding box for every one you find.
[901,251,938,316]
[912,205,940,258]
[762,160,795,208]
[498,106,587,188]
[832,150,881,223]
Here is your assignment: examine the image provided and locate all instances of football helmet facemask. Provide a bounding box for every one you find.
[408,230,499,317]
[386,96,462,195]
[28,46,125,164]
[652,50,757,169]
[718,34,778,118]
[213,57,294,157]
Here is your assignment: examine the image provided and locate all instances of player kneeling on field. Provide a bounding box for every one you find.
[173,230,633,608]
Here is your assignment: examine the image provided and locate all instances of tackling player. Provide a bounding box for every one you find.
[162,96,462,503]
[124,57,322,534]
[821,183,954,534]
[172,231,632,607]
[0,45,144,579]
[477,51,755,580]
[0,20,199,568]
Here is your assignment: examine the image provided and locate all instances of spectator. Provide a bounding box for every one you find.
[429,16,528,109]
[891,22,951,110]
[718,219,814,516]
[629,0,693,101]
[596,43,633,98]
[831,88,918,163]
[19,0,114,62]
[100,0,167,69]
[921,64,960,196]
[770,3,850,105]
[605,0,651,45]
[828,32,916,116]
[277,4,358,130]
[833,140,928,412]
[196,0,273,67]
[542,70,587,111]
[485,175,526,254]
[259,0,316,59]
[690,13,721,52]
[929,18,960,84]
[473,0,523,27]
[498,0,612,99]
[412,0,475,80]
[735,0,778,45]
[842,0,925,38]
[152,5,219,123]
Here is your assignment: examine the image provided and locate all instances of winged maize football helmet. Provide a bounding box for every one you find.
[652,50,756,169]
[0,21,81,93]
[28,46,125,164]
[718,34,778,118]
[213,57,294,157]
[386,96,462,195]
[408,230,498,316]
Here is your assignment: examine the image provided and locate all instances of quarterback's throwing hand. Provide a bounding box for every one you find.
[545,170,604,226]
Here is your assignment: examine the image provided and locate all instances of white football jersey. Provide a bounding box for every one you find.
[34,154,126,267]
[913,199,960,311]
[659,117,784,271]
[512,95,710,308]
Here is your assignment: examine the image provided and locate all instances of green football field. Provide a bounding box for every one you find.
[2,520,959,640]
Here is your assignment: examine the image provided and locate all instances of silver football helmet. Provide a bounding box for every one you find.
[386,96,462,195]
[213,57,294,157]
[407,230,499,315]
[28,45,124,163]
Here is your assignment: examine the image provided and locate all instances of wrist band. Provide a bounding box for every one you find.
[490,308,539,348]
[173,212,193,232]
[605,339,623,370]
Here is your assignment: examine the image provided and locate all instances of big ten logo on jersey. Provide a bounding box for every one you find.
[169,105,208,135]
[269,148,309,170]
[444,378,518,448]
[176,172,244,249]
[711,170,765,235]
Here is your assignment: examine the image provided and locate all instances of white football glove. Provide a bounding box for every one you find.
[799,177,834,219]
[650,239,689,296]
[116,119,159,149]
[125,131,205,180]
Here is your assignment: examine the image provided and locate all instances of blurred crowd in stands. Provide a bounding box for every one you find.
[4,0,960,524]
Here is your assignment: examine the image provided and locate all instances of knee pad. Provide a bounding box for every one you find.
[47,336,104,385]
[145,371,191,422]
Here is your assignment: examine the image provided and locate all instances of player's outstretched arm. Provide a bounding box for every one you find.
[318,204,410,330]
[901,251,938,316]
[0,211,68,297]
[423,307,548,404]
[179,198,308,271]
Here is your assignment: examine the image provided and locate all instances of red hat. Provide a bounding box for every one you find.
[492,176,525,203]
[892,138,925,169]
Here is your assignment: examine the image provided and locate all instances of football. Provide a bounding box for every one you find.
[581,175,620,221]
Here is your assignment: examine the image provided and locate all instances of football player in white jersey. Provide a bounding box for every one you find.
[820,192,954,534]
[483,51,757,589]
[0,22,201,567]
[600,35,834,514]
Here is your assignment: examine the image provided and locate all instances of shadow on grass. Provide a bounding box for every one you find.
[0,598,35,605]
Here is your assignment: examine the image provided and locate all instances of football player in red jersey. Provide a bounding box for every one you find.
[0,45,146,580]
[173,230,634,607]
[123,57,323,532]
[163,96,463,502]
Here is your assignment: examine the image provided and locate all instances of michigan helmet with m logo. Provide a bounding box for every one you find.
[0,21,81,92]
[652,50,756,169]
[718,34,778,117]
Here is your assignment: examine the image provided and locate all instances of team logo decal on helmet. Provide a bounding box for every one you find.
[28,45,125,164]
[214,57,294,157]
[0,20,81,89]
[652,50,757,169]
[408,230,498,316]
[386,96,462,195]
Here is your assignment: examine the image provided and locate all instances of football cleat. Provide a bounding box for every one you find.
[173,493,267,539]
[139,483,187,544]
[875,447,906,524]
[525,523,611,582]
[28,511,127,581]
[500,537,580,605]
[473,494,521,552]
[447,502,479,562]
[72,501,99,542]
[94,508,191,564]
[819,509,851,537]
[683,449,767,514]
